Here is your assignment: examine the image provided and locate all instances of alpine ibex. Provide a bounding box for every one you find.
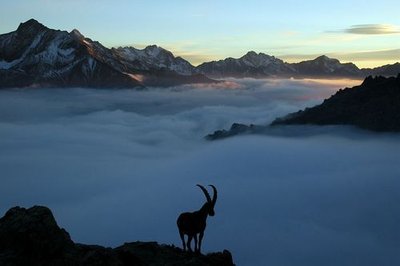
[177,184,217,253]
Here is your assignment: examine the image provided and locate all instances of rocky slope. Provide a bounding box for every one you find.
[271,74,400,131]
[291,55,361,77]
[0,19,212,88]
[197,51,295,78]
[0,206,234,266]
[363,62,400,77]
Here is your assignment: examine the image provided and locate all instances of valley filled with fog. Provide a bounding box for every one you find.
[1,78,399,266]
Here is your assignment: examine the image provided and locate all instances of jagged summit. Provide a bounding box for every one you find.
[70,29,84,40]
[240,51,281,67]
[17,18,47,32]
[197,50,294,78]
[315,55,330,60]
[112,44,196,76]
[242,51,258,57]
[271,74,400,131]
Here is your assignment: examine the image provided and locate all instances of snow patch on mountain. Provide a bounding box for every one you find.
[0,31,45,69]
[113,45,195,75]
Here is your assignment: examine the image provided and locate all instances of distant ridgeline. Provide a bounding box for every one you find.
[197,53,400,79]
[0,19,400,89]
[207,74,400,140]
[0,205,234,266]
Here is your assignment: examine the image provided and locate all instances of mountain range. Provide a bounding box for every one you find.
[0,19,399,88]
[198,53,400,79]
[0,19,211,88]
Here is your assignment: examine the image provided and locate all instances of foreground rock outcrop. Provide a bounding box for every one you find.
[0,206,234,266]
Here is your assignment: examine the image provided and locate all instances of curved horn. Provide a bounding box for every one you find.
[197,184,211,203]
[209,185,217,206]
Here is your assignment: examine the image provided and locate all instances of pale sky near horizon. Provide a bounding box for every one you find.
[1,0,399,67]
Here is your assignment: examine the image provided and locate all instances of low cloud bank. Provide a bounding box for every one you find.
[1,78,399,265]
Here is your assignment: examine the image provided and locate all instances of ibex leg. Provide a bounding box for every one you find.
[187,235,193,252]
[179,231,186,251]
[198,231,204,254]
[194,234,198,253]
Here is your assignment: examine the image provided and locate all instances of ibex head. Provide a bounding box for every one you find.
[197,184,217,216]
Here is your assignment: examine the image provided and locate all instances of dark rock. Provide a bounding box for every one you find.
[272,75,400,131]
[0,206,234,266]
[206,123,262,140]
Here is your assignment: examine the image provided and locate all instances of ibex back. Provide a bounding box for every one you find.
[177,184,217,253]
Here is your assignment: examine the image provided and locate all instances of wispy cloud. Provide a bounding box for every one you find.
[333,24,400,35]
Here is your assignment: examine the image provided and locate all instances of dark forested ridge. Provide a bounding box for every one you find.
[272,75,400,131]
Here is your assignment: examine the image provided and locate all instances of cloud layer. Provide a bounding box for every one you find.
[344,24,400,35]
[1,79,399,266]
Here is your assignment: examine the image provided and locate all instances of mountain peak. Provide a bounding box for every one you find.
[314,55,340,63]
[315,55,330,60]
[242,51,275,60]
[70,29,84,40]
[145,44,165,52]
[17,18,47,32]
[244,51,258,57]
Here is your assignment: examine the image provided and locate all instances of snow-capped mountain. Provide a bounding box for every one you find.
[291,55,362,77]
[197,53,399,79]
[112,45,196,76]
[0,19,211,88]
[197,51,295,78]
[1,19,398,88]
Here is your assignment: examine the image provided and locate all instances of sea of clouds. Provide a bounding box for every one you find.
[1,78,399,266]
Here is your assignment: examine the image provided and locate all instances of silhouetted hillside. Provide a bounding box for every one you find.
[272,74,400,131]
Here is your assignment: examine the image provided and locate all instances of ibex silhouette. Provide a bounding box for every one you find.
[177,184,217,253]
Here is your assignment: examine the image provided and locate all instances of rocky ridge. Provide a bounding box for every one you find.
[272,74,400,131]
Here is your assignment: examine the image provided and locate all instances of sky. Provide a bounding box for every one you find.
[1,79,399,265]
[0,0,399,67]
